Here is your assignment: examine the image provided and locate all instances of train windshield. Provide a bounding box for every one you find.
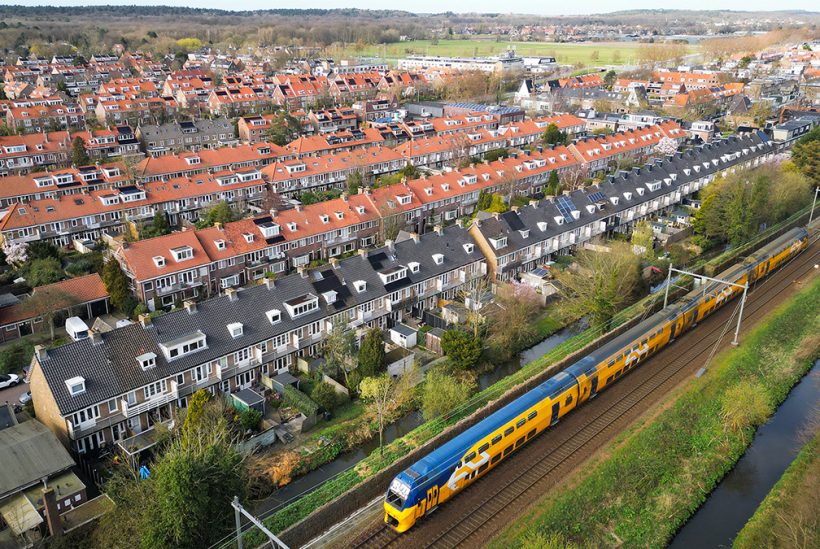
[387,478,410,508]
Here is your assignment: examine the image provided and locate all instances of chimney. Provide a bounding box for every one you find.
[341,192,349,202]
[385,239,394,252]
[264,276,275,289]
[34,345,48,362]
[529,199,538,207]
[225,287,239,301]
[214,222,222,231]
[269,209,277,218]
[138,313,152,328]
[295,204,303,212]
[89,329,103,346]
[42,488,63,538]
[493,212,500,220]
[329,258,339,269]
[411,232,420,243]
[358,248,368,259]
[433,225,442,236]
[297,266,308,278]
[183,299,197,314]
[455,218,464,228]
[511,206,519,213]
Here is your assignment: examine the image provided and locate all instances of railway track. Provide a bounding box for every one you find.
[348,240,819,549]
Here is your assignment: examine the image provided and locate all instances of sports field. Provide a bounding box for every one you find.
[326,38,694,67]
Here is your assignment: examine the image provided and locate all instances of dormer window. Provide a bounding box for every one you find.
[320,214,329,224]
[137,352,157,370]
[171,246,194,262]
[354,280,367,293]
[266,309,281,324]
[284,294,319,318]
[215,239,226,250]
[432,253,444,265]
[409,261,420,273]
[397,194,412,205]
[65,376,86,396]
[160,331,207,361]
[322,290,338,304]
[519,230,530,239]
[258,222,279,238]
[335,211,343,220]
[356,206,365,214]
[227,322,244,338]
[243,233,254,243]
[463,243,474,253]
[185,156,201,165]
[489,236,507,250]
[537,221,548,231]
[153,255,166,267]
[378,266,407,285]
[287,222,297,232]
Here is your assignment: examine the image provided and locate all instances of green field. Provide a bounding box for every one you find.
[326,38,694,67]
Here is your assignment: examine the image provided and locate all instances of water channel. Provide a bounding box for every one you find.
[252,319,586,515]
[668,360,819,548]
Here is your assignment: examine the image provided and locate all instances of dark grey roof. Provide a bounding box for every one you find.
[0,421,75,499]
[138,118,234,141]
[38,226,482,415]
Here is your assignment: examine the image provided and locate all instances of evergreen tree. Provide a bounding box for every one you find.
[71,136,90,166]
[546,170,562,196]
[358,327,385,377]
[542,123,567,146]
[102,259,137,315]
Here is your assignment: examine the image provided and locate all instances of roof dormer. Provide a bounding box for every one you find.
[137,352,157,371]
[65,376,86,396]
[171,245,193,262]
[227,322,244,338]
[243,233,254,243]
[153,255,166,267]
[432,253,444,265]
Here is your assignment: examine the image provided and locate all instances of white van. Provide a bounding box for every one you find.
[65,317,90,341]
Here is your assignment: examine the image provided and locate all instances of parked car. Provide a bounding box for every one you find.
[19,391,32,405]
[0,374,20,390]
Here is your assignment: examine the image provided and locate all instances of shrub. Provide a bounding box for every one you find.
[311,382,340,412]
[239,408,263,432]
[282,385,319,417]
[720,380,772,438]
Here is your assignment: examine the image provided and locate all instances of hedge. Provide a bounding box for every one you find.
[283,385,319,417]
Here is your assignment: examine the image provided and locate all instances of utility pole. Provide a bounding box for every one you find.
[663,262,673,309]
[810,187,819,224]
[232,496,289,549]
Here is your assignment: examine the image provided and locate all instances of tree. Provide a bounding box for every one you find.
[71,136,90,167]
[603,70,617,89]
[653,137,679,157]
[487,282,542,358]
[440,329,482,371]
[791,126,820,185]
[322,323,357,388]
[27,240,59,261]
[265,112,302,146]
[21,287,77,341]
[181,389,212,447]
[555,241,640,330]
[196,200,239,229]
[142,210,171,238]
[2,242,27,268]
[358,327,385,377]
[311,382,340,412]
[545,170,562,196]
[631,220,655,259]
[102,258,137,316]
[25,257,63,287]
[346,170,363,195]
[421,367,474,421]
[485,193,509,214]
[360,374,412,457]
[542,122,567,146]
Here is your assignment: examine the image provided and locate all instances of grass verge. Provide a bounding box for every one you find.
[732,431,819,549]
[489,276,820,549]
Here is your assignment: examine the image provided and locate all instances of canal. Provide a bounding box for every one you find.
[252,319,586,516]
[668,360,819,548]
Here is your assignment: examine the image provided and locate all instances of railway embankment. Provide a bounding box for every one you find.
[489,276,820,549]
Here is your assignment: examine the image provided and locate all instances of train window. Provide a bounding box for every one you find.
[566,395,573,406]
[503,446,513,457]
[527,428,536,439]
[616,354,622,361]
[478,463,489,474]
[516,418,526,428]
[491,435,502,445]
[607,359,615,367]
[491,454,501,465]
[478,443,489,454]
[607,376,614,385]
[464,452,476,463]
[504,427,514,437]
[515,437,525,448]
[527,411,537,420]
[640,339,648,346]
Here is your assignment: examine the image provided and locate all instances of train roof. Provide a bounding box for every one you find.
[402,372,577,486]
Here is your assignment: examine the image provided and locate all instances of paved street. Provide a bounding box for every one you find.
[0,377,29,407]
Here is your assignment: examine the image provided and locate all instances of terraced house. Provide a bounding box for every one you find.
[28,226,487,455]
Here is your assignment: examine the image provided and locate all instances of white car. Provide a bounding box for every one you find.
[0,374,20,390]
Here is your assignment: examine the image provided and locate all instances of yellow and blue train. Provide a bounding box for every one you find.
[384,227,810,532]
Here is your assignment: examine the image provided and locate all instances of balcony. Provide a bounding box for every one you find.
[218,357,262,380]
[155,279,204,296]
[121,384,179,418]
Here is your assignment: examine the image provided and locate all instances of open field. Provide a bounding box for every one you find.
[325,39,695,66]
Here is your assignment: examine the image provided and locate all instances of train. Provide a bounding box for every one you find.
[383,226,810,532]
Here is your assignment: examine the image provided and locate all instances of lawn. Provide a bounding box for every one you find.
[325,39,683,67]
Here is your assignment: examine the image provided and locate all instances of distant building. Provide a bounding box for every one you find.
[397,51,523,74]
[136,118,236,156]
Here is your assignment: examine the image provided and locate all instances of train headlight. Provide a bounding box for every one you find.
[389,478,411,500]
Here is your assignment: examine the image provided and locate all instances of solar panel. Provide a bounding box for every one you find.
[588,191,606,203]
[555,196,577,224]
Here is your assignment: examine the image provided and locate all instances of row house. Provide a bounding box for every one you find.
[471,132,776,282]
[567,121,686,176]
[98,78,160,99]
[134,142,291,182]
[327,72,383,102]
[0,162,128,207]
[377,71,430,95]
[163,76,214,110]
[271,74,330,109]
[5,103,86,133]
[236,110,311,144]
[352,97,400,122]
[0,131,71,176]
[308,108,359,134]
[0,169,268,247]
[556,73,605,89]
[29,226,486,455]
[72,126,142,161]
[393,128,508,168]
[261,145,405,197]
[206,86,270,116]
[94,96,180,127]
[136,118,236,156]
[286,127,386,158]
[653,70,721,90]
[496,114,587,148]
[428,112,499,135]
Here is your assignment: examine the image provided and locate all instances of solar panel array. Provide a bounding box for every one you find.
[555,196,577,224]
[587,191,606,203]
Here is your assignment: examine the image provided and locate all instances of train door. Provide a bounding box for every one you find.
[550,402,561,426]
[590,375,599,398]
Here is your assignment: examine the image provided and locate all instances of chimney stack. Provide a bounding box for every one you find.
[529,199,538,207]
[433,225,442,236]
[214,222,223,231]
[264,276,275,289]
[183,299,197,314]
[42,488,63,538]
[385,239,394,252]
[329,258,339,269]
[34,345,48,362]
[358,248,368,259]
[225,287,239,301]
[270,209,277,218]
[89,329,103,346]
[297,266,308,278]
[455,218,464,228]
[138,313,152,329]
[411,232,420,243]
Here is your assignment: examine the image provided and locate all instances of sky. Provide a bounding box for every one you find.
[9,1,819,16]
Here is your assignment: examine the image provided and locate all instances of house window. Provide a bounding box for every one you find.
[234,347,251,365]
[143,380,167,400]
[107,399,118,414]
